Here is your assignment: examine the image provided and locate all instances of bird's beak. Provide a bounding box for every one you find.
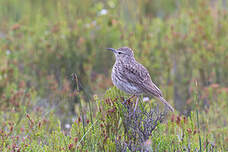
[106,48,117,53]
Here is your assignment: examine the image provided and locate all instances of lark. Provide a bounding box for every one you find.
[107,47,174,112]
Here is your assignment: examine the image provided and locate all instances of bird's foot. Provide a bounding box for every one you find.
[131,97,139,116]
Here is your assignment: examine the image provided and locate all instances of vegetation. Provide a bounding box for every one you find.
[0,0,227,151]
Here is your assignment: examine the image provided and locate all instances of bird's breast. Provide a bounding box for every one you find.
[111,63,142,95]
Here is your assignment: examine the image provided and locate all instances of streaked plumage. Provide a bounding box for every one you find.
[108,47,174,112]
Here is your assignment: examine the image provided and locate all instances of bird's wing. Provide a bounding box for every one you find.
[121,62,162,97]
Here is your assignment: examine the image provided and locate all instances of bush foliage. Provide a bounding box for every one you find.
[0,0,227,151]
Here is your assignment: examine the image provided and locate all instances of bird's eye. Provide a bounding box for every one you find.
[118,52,122,54]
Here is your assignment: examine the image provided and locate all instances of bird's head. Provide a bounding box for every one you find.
[107,47,134,61]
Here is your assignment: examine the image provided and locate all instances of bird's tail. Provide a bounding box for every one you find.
[158,96,174,112]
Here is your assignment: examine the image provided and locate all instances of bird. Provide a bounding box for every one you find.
[107,47,174,112]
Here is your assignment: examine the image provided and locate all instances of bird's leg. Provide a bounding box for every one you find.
[133,96,139,113]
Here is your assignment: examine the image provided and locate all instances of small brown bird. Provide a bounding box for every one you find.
[107,47,174,112]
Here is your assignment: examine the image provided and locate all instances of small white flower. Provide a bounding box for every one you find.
[72,117,76,122]
[143,97,150,102]
[65,124,71,129]
[6,50,11,55]
[99,9,108,15]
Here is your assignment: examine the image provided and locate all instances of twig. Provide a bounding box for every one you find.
[76,119,98,148]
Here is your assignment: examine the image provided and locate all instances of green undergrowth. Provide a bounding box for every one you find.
[0,87,227,151]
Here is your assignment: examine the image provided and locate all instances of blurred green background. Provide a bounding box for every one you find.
[0,0,228,151]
